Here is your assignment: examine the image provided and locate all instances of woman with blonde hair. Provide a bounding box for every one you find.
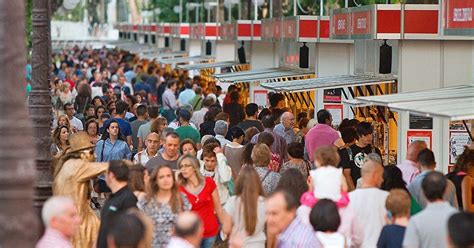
[150,116,168,135]
[252,143,281,194]
[138,164,190,247]
[222,165,266,247]
[177,154,226,248]
[55,114,71,130]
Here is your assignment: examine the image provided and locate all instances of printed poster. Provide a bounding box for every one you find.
[449,131,472,164]
[407,130,432,149]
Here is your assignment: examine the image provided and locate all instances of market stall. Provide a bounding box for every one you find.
[345,85,474,172]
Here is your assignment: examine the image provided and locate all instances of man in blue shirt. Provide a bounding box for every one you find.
[103,100,133,147]
[178,80,196,106]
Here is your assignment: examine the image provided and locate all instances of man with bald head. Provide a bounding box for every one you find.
[397,140,427,184]
[273,111,298,144]
[348,155,389,247]
[167,212,204,248]
[133,132,160,165]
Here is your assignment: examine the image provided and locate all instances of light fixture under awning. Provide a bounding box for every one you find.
[157,56,215,64]
[177,61,245,70]
[260,74,397,92]
[214,67,314,83]
[344,85,474,121]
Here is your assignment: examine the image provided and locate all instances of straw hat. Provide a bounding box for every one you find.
[67,131,95,154]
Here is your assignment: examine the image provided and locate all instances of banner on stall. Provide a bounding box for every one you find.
[407,130,432,149]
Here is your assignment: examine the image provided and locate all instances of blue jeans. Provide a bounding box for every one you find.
[200,236,217,248]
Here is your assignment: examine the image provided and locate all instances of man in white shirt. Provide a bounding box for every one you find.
[64,103,83,131]
[214,120,231,148]
[167,212,203,248]
[348,155,389,247]
[190,96,213,128]
[133,132,160,165]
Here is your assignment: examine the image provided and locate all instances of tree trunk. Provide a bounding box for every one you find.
[0,0,38,246]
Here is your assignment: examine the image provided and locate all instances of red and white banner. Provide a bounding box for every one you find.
[444,0,474,35]
[330,11,350,39]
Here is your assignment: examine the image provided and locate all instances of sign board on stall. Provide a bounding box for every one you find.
[330,8,351,39]
[444,0,474,35]
[324,104,343,126]
[409,114,433,130]
[351,6,373,39]
[323,89,342,103]
[449,131,472,164]
[407,130,432,149]
[254,90,268,108]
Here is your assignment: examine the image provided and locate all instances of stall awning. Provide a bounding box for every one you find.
[344,85,474,121]
[260,74,397,92]
[214,67,313,83]
[177,61,244,70]
[141,51,188,60]
[157,56,215,65]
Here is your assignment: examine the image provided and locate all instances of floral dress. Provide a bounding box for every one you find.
[137,194,191,247]
[280,159,313,178]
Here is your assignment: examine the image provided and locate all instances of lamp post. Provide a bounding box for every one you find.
[0,1,37,246]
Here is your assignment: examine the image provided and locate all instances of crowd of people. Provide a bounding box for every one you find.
[37,45,474,248]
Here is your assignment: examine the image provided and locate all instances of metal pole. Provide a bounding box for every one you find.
[320,0,323,16]
[30,0,55,236]
[294,0,297,15]
[179,0,183,23]
[254,0,258,20]
[0,0,38,246]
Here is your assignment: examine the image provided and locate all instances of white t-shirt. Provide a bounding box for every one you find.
[311,166,342,201]
[316,232,345,248]
[69,116,84,131]
[224,196,266,248]
[348,188,389,248]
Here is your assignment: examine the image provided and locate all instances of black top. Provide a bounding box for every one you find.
[339,144,382,184]
[238,119,264,132]
[199,120,216,137]
[377,224,406,248]
[223,102,245,128]
[446,171,467,209]
[97,186,138,248]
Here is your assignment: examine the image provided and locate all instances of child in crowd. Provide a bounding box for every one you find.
[377,189,411,248]
[297,146,362,247]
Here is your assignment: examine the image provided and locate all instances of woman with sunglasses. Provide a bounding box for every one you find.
[138,164,190,247]
[177,154,226,248]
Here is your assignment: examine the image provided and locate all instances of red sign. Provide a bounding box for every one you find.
[407,130,432,149]
[444,0,474,35]
[272,18,281,40]
[331,12,350,38]
[237,22,252,40]
[205,24,219,38]
[253,21,261,39]
[351,10,372,38]
[298,19,318,40]
[262,19,273,40]
[283,18,296,39]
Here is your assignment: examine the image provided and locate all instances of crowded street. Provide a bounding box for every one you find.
[2,0,474,248]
